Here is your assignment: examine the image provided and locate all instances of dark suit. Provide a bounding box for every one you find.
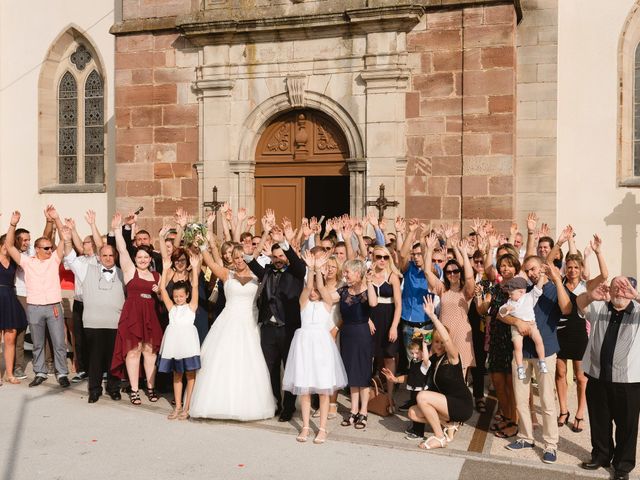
[106,227,163,274]
[248,244,305,415]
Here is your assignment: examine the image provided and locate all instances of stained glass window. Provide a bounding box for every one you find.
[84,70,104,183]
[58,71,77,184]
[635,44,640,176]
[70,44,92,71]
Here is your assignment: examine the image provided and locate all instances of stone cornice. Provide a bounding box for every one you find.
[175,5,424,46]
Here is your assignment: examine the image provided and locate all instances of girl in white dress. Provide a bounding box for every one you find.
[190,230,275,421]
[283,252,348,444]
[158,252,202,420]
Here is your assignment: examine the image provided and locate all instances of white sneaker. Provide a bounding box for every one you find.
[538,360,548,374]
[517,366,526,380]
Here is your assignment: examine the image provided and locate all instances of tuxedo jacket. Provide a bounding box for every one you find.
[248,246,305,338]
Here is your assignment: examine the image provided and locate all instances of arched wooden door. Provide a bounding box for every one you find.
[255,110,349,230]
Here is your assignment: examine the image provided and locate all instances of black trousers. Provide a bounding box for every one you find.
[586,375,640,474]
[84,328,120,395]
[73,301,88,373]
[470,323,487,400]
[260,324,296,414]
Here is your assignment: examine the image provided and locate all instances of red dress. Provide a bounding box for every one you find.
[111,270,163,378]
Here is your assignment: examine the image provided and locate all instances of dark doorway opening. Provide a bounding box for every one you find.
[305,176,349,220]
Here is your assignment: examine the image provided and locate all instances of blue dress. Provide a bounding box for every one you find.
[0,259,27,330]
[339,286,372,387]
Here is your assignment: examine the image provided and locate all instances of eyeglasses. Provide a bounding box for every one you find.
[432,258,444,264]
[410,252,422,257]
[322,247,332,252]
[174,258,187,264]
[38,246,53,251]
[375,255,390,260]
[474,259,484,264]
[445,269,461,275]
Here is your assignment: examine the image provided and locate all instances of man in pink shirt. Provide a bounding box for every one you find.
[5,208,70,388]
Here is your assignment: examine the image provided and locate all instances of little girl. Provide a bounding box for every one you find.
[382,338,430,440]
[498,275,546,380]
[158,252,202,420]
[283,252,348,444]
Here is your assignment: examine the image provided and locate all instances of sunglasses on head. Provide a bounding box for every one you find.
[445,269,461,275]
[375,255,390,260]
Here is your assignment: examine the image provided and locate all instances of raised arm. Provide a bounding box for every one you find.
[201,229,229,282]
[5,211,24,264]
[299,250,315,309]
[394,216,406,256]
[423,295,459,363]
[158,257,175,311]
[576,280,609,314]
[525,212,538,258]
[342,221,356,260]
[158,225,171,261]
[423,233,444,295]
[65,217,83,254]
[547,225,572,264]
[173,208,189,248]
[544,263,571,315]
[399,219,418,271]
[112,213,135,280]
[84,210,103,250]
[457,239,476,300]
[586,234,609,290]
[188,252,201,312]
[483,234,499,283]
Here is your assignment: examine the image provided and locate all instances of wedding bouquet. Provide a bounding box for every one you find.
[183,222,208,248]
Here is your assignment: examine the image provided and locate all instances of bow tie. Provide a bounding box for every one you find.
[102,268,113,274]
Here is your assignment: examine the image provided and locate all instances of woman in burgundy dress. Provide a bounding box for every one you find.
[110,213,163,405]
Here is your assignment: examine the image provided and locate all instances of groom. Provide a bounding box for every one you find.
[247,226,306,422]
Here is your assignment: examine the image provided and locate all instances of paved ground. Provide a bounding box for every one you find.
[1,368,634,480]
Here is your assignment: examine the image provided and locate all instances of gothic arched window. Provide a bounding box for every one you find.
[58,71,78,184]
[84,70,104,184]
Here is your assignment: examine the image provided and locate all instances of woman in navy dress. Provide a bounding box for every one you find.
[339,259,378,430]
[0,234,27,384]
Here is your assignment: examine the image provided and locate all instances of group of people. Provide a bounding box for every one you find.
[0,205,638,479]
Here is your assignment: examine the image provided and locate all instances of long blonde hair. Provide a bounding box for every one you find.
[372,245,401,277]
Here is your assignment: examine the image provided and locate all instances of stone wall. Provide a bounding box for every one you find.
[514,0,558,233]
[114,30,199,234]
[405,5,516,232]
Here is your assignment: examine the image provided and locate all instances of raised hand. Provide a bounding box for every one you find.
[189,251,201,270]
[315,252,329,269]
[353,220,363,236]
[124,211,137,226]
[46,205,59,220]
[64,218,76,230]
[219,202,229,214]
[380,367,399,384]
[590,234,602,254]
[488,234,499,249]
[175,208,188,228]
[408,218,419,233]
[539,222,550,238]
[618,277,638,300]
[237,207,247,222]
[526,212,538,232]
[301,218,312,238]
[265,208,275,225]
[60,226,72,242]
[367,210,378,227]
[342,220,353,239]
[558,225,573,244]
[590,282,610,302]
[246,216,257,227]
[270,225,284,244]
[206,211,216,229]
[84,210,96,225]
[425,232,439,251]
[457,238,470,257]
[283,221,295,243]
[510,222,518,237]
[111,212,122,231]
[10,210,21,226]
[422,295,436,317]
[159,225,171,238]
[302,250,315,268]
[224,207,233,222]
[395,216,406,233]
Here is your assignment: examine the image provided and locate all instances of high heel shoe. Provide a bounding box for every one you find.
[557,411,570,427]
[572,417,584,433]
[296,426,310,443]
[313,428,328,444]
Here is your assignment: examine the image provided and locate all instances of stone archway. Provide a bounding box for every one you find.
[232,91,366,216]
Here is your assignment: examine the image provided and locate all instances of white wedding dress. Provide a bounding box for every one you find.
[190,271,276,421]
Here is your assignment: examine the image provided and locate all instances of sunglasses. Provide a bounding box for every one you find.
[375,255,390,260]
[252,242,260,246]
[445,269,461,275]
[38,246,53,251]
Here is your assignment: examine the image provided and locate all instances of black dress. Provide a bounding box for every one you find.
[0,259,27,330]
[430,353,473,422]
[487,283,513,373]
[339,286,372,387]
[557,281,588,360]
[370,279,398,359]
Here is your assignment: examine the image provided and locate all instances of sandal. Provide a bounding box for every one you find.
[129,390,142,405]
[167,407,181,420]
[444,422,461,442]
[387,403,396,415]
[328,403,338,420]
[490,417,511,432]
[571,417,584,433]
[494,422,518,439]
[5,377,20,385]
[419,435,447,450]
[341,413,357,427]
[354,413,368,430]
[146,388,159,403]
[296,426,311,443]
[557,411,570,427]
[178,409,189,421]
[475,398,487,413]
[313,427,328,444]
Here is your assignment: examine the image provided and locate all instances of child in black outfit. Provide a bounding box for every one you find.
[382,338,430,439]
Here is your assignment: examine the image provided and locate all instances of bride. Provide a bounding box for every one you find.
[190,225,275,421]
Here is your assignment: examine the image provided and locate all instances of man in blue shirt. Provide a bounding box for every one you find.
[499,255,571,464]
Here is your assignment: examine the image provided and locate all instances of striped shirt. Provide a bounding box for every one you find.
[583,300,640,383]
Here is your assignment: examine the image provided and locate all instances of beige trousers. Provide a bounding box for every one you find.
[511,354,559,450]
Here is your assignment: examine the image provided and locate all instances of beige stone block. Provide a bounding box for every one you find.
[536,100,557,119]
[463,155,513,175]
[516,175,556,193]
[537,64,557,82]
[407,52,422,71]
[517,45,558,65]
[116,163,153,181]
[517,119,556,138]
[367,93,405,123]
[517,138,537,156]
[517,82,556,101]
[517,64,538,83]
[515,193,557,212]
[177,83,198,105]
[367,124,403,157]
[307,74,331,94]
[203,127,231,160]
[203,100,231,126]
[516,155,555,175]
[518,101,537,120]
[521,0,558,10]
[529,9,558,27]
[516,27,539,47]
[537,26,558,44]
[535,138,556,156]
[175,49,199,68]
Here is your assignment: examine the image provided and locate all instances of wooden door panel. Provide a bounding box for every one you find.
[255,177,305,233]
